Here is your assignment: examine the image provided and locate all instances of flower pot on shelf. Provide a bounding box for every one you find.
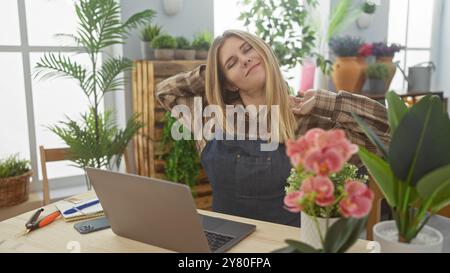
[196,50,208,60]
[373,221,443,253]
[366,78,387,94]
[300,213,339,250]
[154,49,175,60]
[175,49,196,60]
[140,41,155,60]
[356,56,367,93]
[376,56,396,89]
[331,57,362,93]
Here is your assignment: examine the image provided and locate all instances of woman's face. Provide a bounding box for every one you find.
[218,36,266,95]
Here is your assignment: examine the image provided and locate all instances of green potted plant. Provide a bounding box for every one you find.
[357,0,377,29]
[329,35,365,93]
[140,24,162,60]
[152,34,177,60]
[161,112,201,194]
[34,0,151,182]
[174,36,195,60]
[352,91,450,252]
[373,42,403,89]
[192,31,212,60]
[0,155,32,208]
[365,63,389,94]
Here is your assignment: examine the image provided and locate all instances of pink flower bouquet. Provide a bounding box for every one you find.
[279,128,374,253]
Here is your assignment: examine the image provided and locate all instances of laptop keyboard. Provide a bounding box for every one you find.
[204,230,235,252]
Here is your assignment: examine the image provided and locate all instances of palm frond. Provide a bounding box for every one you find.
[54,33,83,47]
[34,53,87,92]
[97,57,132,94]
[123,10,156,34]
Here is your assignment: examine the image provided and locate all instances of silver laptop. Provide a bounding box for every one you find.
[85,167,256,253]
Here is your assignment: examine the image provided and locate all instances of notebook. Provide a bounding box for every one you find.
[55,197,104,222]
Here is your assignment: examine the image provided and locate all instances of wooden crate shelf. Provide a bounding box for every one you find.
[132,60,211,210]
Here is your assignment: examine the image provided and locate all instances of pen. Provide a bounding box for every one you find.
[63,199,100,215]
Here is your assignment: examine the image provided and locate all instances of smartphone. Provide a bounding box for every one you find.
[74,216,110,234]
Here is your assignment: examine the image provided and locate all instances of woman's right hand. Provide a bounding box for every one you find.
[289,91,316,116]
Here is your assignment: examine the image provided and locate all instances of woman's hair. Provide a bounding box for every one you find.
[205,29,297,143]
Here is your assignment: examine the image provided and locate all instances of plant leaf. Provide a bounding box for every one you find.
[335,217,368,253]
[285,239,320,253]
[351,112,388,159]
[323,217,367,253]
[416,164,450,212]
[385,91,408,133]
[389,95,450,186]
[416,164,450,199]
[429,183,450,213]
[358,147,397,207]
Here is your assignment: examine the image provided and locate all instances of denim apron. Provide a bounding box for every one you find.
[200,139,300,227]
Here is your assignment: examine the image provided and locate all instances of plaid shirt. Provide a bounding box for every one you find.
[156,65,391,166]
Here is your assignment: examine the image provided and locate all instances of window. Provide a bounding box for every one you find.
[0,0,100,192]
[388,0,435,92]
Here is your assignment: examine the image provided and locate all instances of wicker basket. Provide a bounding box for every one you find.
[0,171,32,208]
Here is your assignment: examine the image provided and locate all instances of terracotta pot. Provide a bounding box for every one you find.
[331,57,362,93]
[376,56,396,90]
[300,213,340,249]
[356,57,367,93]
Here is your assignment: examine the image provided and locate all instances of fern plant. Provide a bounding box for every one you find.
[34,0,154,171]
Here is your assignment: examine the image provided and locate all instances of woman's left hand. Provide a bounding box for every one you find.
[289,91,316,116]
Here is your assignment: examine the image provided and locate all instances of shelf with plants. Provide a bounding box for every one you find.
[132,60,212,209]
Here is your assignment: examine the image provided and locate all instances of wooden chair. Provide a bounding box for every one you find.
[39,145,130,205]
[366,175,450,240]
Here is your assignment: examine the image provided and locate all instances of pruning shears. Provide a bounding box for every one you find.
[16,208,61,237]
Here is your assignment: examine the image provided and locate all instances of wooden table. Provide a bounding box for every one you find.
[0,191,371,253]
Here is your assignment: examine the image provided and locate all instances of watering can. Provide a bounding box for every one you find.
[396,62,436,92]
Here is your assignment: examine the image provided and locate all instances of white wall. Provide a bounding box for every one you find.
[331,0,390,43]
[435,0,450,112]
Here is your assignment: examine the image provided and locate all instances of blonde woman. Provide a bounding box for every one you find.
[156,30,390,227]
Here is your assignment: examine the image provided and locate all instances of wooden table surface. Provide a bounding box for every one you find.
[0,191,372,253]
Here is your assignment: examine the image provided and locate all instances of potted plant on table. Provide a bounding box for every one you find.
[329,35,365,93]
[353,91,450,252]
[372,42,403,89]
[276,128,374,253]
[0,155,32,208]
[192,31,212,60]
[365,63,389,94]
[140,24,162,60]
[152,34,177,61]
[34,0,151,186]
[174,36,196,60]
